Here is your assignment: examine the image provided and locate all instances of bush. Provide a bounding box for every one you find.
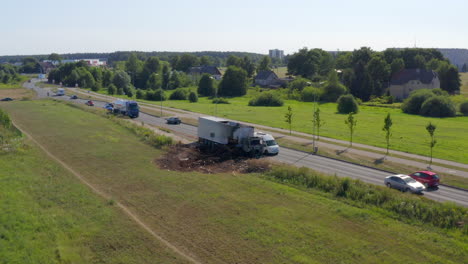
[198,73,216,96]
[401,89,434,114]
[212,97,230,104]
[460,101,468,116]
[0,109,12,129]
[337,94,359,114]
[107,84,116,95]
[126,89,134,98]
[266,165,468,230]
[322,82,347,102]
[136,89,144,99]
[420,96,456,117]
[169,88,189,100]
[146,89,166,101]
[301,87,323,102]
[248,92,284,106]
[188,91,198,103]
[288,77,311,91]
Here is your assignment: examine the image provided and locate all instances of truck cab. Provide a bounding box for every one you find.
[255,132,279,155]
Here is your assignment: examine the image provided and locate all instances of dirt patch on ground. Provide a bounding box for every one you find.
[0,88,34,100]
[156,144,272,174]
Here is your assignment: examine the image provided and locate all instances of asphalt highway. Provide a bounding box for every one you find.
[26,80,468,207]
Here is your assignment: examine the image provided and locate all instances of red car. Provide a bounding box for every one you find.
[409,171,440,188]
[85,100,94,106]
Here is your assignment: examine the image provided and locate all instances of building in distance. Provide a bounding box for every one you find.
[269,49,284,61]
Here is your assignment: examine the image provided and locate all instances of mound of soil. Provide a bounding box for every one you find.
[156,144,271,174]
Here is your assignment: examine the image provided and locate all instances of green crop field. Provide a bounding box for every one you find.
[460,72,468,97]
[1,100,466,263]
[128,91,468,164]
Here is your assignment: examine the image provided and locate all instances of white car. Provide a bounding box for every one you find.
[384,174,426,194]
[255,132,279,155]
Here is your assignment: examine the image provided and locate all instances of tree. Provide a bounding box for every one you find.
[112,70,132,90]
[367,54,390,96]
[200,56,212,66]
[322,70,346,102]
[168,71,181,89]
[162,65,170,89]
[390,58,405,75]
[125,53,141,86]
[107,84,116,95]
[460,100,468,116]
[218,66,248,96]
[175,53,199,72]
[437,63,461,94]
[146,73,161,90]
[313,108,325,141]
[48,53,62,63]
[198,73,215,96]
[287,48,322,78]
[382,113,393,156]
[241,56,256,77]
[462,63,467,73]
[258,56,271,72]
[226,55,242,67]
[345,112,357,147]
[188,91,198,103]
[136,89,144,99]
[337,94,359,114]
[284,106,293,135]
[426,122,437,166]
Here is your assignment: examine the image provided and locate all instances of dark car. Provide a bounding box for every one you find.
[85,100,94,106]
[0,97,13,101]
[409,171,440,188]
[104,103,114,111]
[70,95,78,99]
[166,117,181,124]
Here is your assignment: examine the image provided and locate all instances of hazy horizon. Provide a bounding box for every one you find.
[1,0,467,56]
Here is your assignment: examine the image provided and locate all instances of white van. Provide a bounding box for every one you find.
[56,88,65,96]
[255,132,279,155]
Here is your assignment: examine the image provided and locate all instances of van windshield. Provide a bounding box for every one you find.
[265,140,277,146]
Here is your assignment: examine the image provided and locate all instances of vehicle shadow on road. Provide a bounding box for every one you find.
[335,148,349,155]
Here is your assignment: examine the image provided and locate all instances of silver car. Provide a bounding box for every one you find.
[384,174,426,194]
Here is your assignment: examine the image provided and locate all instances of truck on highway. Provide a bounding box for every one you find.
[112,99,139,118]
[197,116,278,157]
[56,88,65,96]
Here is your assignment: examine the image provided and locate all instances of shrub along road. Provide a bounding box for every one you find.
[24,80,468,207]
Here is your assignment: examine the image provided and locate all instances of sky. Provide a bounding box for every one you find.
[1,0,467,56]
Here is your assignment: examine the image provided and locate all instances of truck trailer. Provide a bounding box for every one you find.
[197,117,278,157]
[112,99,139,118]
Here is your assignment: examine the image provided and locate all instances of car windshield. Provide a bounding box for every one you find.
[128,103,138,110]
[403,177,417,183]
[265,140,277,146]
[432,174,439,179]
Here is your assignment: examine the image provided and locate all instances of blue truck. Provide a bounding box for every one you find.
[112,99,139,118]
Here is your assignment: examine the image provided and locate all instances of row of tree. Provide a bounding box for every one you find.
[287,47,461,102]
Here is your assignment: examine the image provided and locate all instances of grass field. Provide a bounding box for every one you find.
[1,100,467,263]
[0,128,188,262]
[0,75,30,89]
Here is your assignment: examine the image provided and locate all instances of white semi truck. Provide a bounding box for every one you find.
[197,117,279,157]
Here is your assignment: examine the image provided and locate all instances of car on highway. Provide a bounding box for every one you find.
[103,103,114,111]
[409,171,440,188]
[70,95,78,99]
[384,174,426,194]
[0,97,13,101]
[166,117,181,125]
[85,100,94,106]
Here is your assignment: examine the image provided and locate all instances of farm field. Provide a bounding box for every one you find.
[1,99,467,263]
[460,72,468,96]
